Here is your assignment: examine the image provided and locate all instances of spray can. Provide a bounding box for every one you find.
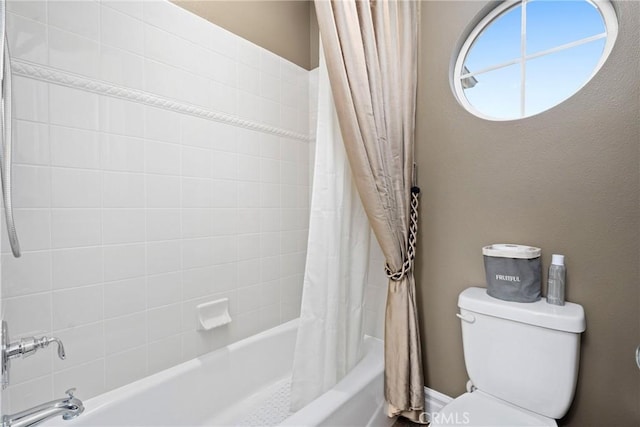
[547,254,566,306]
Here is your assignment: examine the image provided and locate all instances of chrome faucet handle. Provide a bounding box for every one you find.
[7,335,66,360]
[1,321,68,389]
[42,337,66,360]
[65,388,76,398]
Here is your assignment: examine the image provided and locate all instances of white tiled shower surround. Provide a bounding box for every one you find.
[0,0,386,414]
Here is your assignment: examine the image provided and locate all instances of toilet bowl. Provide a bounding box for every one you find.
[431,287,585,427]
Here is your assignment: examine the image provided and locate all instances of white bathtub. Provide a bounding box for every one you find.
[46,320,394,427]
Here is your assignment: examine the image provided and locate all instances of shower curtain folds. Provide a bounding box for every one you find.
[313,0,425,422]
[289,46,372,412]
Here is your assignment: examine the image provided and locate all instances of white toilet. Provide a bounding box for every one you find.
[432,287,586,427]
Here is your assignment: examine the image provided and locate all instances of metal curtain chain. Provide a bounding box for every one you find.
[385,186,420,281]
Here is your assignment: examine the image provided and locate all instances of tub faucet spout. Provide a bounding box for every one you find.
[2,388,84,427]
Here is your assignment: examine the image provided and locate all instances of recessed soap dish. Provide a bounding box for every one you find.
[196,298,232,331]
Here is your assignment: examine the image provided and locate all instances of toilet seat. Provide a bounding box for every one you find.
[430,391,557,427]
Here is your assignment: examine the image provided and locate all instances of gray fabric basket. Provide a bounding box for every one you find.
[483,244,542,303]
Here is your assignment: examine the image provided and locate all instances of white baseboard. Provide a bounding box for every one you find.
[423,387,453,420]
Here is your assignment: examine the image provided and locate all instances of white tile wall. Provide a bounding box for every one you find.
[2,0,310,413]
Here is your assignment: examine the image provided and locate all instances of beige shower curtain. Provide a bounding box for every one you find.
[314,0,424,422]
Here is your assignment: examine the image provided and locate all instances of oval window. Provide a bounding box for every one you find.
[453,0,618,121]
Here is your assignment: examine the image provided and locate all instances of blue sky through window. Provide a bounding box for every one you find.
[526,38,605,116]
[464,4,521,72]
[465,63,521,120]
[461,0,608,119]
[527,0,605,54]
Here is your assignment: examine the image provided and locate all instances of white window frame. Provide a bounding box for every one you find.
[452,0,619,121]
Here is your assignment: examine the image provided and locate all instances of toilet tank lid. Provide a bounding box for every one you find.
[459,287,586,333]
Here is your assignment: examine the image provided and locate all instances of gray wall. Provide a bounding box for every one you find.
[415,1,639,425]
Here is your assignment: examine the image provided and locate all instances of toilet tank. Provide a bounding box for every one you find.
[458,287,586,419]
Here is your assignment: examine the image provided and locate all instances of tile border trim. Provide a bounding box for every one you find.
[12,60,311,142]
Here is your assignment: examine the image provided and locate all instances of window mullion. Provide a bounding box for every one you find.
[524,32,607,61]
[460,32,607,80]
[459,58,520,79]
